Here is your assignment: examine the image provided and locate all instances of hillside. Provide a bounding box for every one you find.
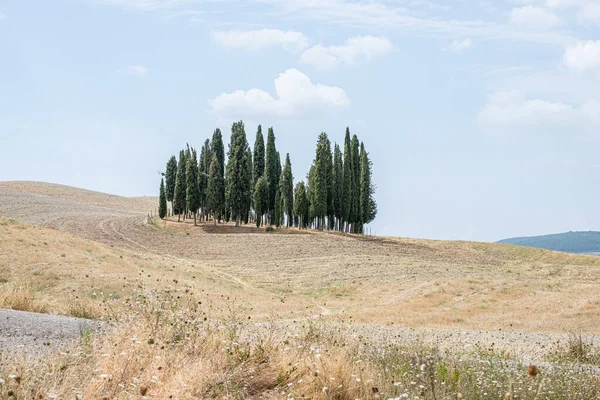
[498,231,600,254]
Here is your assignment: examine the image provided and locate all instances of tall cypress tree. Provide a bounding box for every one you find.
[253,176,268,228]
[280,153,294,227]
[198,144,208,220]
[227,121,252,226]
[206,155,224,226]
[165,156,177,215]
[211,129,225,222]
[264,127,279,225]
[351,134,361,233]
[293,181,308,230]
[360,142,377,228]
[243,148,253,224]
[274,185,282,228]
[312,132,331,230]
[186,151,201,225]
[158,178,167,219]
[342,128,353,232]
[253,125,265,188]
[332,144,344,231]
[173,150,187,222]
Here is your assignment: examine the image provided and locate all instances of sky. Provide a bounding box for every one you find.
[1,0,599,242]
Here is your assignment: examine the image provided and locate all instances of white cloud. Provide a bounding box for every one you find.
[209,68,349,119]
[119,65,148,76]
[211,29,308,52]
[563,40,600,71]
[448,38,473,52]
[520,0,600,23]
[509,6,562,29]
[300,36,393,70]
[478,90,599,133]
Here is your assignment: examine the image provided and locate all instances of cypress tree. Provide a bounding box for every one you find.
[360,142,378,227]
[351,134,361,233]
[165,156,177,215]
[186,152,201,225]
[211,129,225,222]
[342,128,353,232]
[293,181,308,230]
[264,127,279,225]
[253,125,265,188]
[280,153,294,227]
[332,144,344,231]
[173,150,187,222]
[312,133,331,229]
[253,176,268,228]
[198,144,208,220]
[158,178,167,219]
[307,165,316,228]
[206,155,224,226]
[274,185,282,228]
[243,148,253,224]
[227,121,252,226]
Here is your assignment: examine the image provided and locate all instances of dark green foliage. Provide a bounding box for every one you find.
[293,181,309,229]
[186,151,201,225]
[342,128,353,231]
[264,127,280,224]
[498,231,600,253]
[206,156,224,225]
[274,186,282,228]
[350,134,361,233]
[280,153,294,227]
[310,133,332,229]
[253,125,265,188]
[332,144,344,231]
[173,150,187,221]
[165,156,177,207]
[360,142,377,228]
[243,148,253,224]
[253,176,268,228]
[158,178,167,219]
[226,121,252,226]
[211,129,225,221]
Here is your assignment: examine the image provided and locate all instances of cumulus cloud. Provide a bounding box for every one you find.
[518,0,600,23]
[478,90,599,133]
[448,38,473,52]
[300,36,393,70]
[209,69,349,119]
[211,29,308,52]
[563,40,600,72]
[509,6,562,29]
[119,65,148,76]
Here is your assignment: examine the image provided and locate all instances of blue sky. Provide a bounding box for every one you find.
[1,0,599,241]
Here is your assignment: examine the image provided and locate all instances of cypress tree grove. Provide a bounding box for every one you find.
[186,152,201,225]
[264,127,279,225]
[206,155,224,226]
[253,176,268,228]
[312,133,331,230]
[253,125,265,189]
[227,121,252,226]
[211,129,225,222]
[165,156,177,215]
[332,144,344,231]
[158,178,167,219]
[342,128,353,232]
[351,134,361,233]
[173,150,187,222]
[280,153,294,227]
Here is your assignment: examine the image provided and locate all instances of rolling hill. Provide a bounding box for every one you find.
[498,231,600,254]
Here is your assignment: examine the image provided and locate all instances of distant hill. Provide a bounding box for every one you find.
[498,231,600,254]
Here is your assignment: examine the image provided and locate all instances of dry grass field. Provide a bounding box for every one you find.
[1,181,600,398]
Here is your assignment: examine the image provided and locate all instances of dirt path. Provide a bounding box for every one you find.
[0,309,102,354]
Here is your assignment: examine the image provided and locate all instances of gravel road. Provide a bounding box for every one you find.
[0,309,102,353]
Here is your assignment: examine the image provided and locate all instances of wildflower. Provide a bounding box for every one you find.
[322,386,328,392]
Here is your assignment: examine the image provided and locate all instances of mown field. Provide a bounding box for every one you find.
[1,181,600,398]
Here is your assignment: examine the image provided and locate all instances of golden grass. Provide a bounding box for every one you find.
[2,291,599,399]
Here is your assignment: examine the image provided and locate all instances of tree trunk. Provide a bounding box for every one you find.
[194,212,197,226]
[178,213,181,222]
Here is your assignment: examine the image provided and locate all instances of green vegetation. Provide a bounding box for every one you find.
[158,178,167,219]
[498,231,600,253]
[159,120,377,232]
